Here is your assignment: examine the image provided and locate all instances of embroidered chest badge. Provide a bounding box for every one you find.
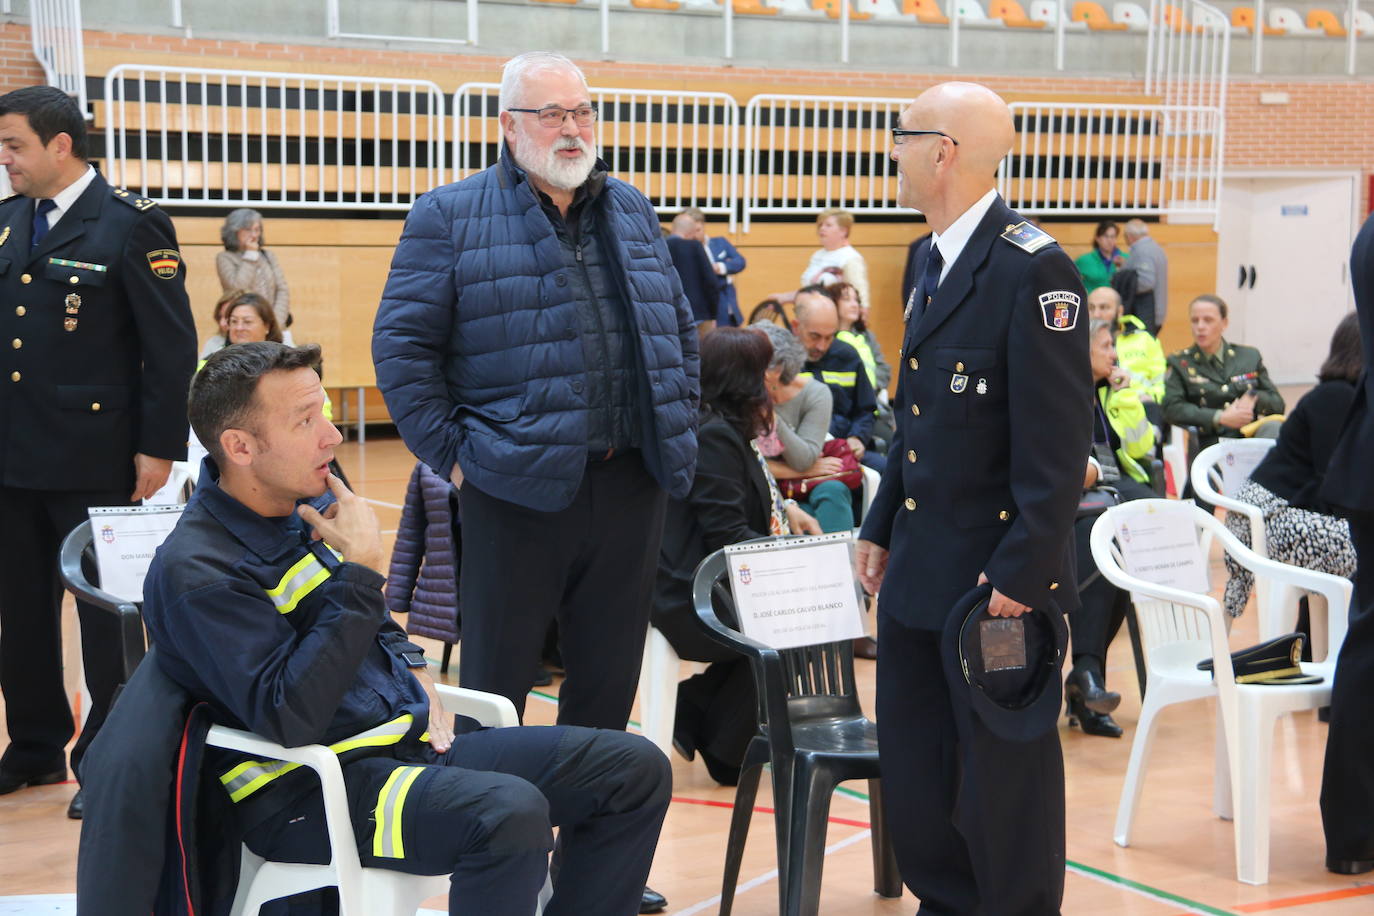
[1039,290,1081,331]
[951,373,969,393]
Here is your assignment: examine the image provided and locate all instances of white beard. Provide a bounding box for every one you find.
[513,128,596,191]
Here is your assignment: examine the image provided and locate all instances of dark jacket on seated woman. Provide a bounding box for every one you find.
[1248,379,1357,516]
[652,412,770,663]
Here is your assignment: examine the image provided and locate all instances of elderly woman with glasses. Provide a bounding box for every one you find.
[216,208,293,343]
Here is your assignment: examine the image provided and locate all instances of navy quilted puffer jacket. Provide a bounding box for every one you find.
[372,150,700,512]
[385,461,460,645]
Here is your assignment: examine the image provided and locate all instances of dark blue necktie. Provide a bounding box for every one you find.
[911,242,944,326]
[31,198,57,250]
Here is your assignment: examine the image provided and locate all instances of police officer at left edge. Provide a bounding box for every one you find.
[0,86,197,817]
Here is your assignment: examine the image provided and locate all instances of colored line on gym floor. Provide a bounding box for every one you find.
[671,795,872,829]
[1228,884,1374,911]
[833,784,1238,915]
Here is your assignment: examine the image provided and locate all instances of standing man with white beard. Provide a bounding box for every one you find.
[373,51,698,913]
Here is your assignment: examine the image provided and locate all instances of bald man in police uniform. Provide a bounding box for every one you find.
[856,83,1092,915]
[0,86,196,816]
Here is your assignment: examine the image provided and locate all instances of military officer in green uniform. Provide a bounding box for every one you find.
[0,86,196,817]
[1163,293,1284,452]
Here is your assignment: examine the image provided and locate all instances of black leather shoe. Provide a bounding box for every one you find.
[1326,856,1374,875]
[0,764,66,796]
[852,636,879,660]
[532,665,553,688]
[1065,668,1121,715]
[67,788,84,820]
[1066,697,1124,738]
[640,886,667,913]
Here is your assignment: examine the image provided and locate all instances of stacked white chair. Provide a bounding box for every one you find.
[1091,499,1351,885]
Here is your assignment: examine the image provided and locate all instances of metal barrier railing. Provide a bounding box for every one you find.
[31,0,88,114]
[742,93,907,230]
[101,65,447,210]
[454,83,740,229]
[999,102,1223,220]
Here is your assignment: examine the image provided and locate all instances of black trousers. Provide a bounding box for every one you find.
[876,613,1066,916]
[1070,477,1155,679]
[1321,511,1374,861]
[244,725,671,916]
[457,451,668,728]
[0,485,128,776]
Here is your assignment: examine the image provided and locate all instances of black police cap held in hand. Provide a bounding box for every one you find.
[941,583,1069,742]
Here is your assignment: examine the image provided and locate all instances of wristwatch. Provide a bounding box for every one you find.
[400,650,428,669]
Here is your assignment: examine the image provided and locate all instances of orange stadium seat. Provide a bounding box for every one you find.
[812,0,874,18]
[1162,4,1201,32]
[904,0,951,23]
[716,0,780,13]
[530,0,581,5]
[989,0,1047,27]
[1231,6,1285,35]
[1072,1,1127,29]
[632,0,683,8]
[1306,8,1347,36]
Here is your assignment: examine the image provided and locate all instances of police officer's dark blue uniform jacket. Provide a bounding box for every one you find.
[0,171,197,490]
[858,197,1092,629]
[802,337,878,443]
[371,144,700,513]
[141,461,434,834]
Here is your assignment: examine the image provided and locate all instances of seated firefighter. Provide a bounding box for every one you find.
[136,342,671,916]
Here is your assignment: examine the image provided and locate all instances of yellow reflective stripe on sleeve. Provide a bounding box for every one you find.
[373,765,426,859]
[219,713,415,803]
[264,546,345,615]
[820,370,857,388]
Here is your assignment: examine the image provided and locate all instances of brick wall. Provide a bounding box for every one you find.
[0,23,47,94]
[3,19,1371,206]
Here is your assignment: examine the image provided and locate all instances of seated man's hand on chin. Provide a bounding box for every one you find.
[297,473,384,572]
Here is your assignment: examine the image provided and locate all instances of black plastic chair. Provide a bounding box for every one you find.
[689,543,902,916]
[59,522,147,684]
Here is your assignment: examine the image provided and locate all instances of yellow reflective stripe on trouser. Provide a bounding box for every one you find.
[373,765,426,859]
[265,546,344,615]
[219,713,415,803]
[820,370,857,387]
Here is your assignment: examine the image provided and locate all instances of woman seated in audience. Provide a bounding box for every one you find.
[798,207,870,311]
[748,298,790,328]
[199,289,238,359]
[1163,294,1285,453]
[752,322,854,535]
[830,280,894,454]
[216,208,293,343]
[224,290,284,346]
[652,327,820,785]
[1067,318,1157,738]
[1075,220,1126,292]
[1221,313,1362,619]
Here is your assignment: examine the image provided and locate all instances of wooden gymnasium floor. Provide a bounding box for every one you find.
[2,421,1372,915]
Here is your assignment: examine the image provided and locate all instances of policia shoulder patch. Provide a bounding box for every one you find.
[147,249,182,279]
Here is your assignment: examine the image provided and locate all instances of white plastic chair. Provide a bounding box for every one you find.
[1267,6,1322,34]
[1160,423,1189,499]
[1349,8,1374,34]
[1190,439,1289,635]
[637,627,687,757]
[1091,499,1351,885]
[1112,1,1150,29]
[1028,0,1088,27]
[211,684,546,915]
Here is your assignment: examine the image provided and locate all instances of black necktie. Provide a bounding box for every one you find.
[911,242,944,326]
[31,198,57,250]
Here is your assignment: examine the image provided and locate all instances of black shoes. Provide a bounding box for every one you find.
[1066,695,1124,738]
[0,764,66,796]
[852,636,879,660]
[641,886,667,913]
[1326,856,1374,875]
[67,788,84,820]
[1065,668,1121,714]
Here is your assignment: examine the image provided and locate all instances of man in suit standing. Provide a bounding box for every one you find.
[0,86,197,817]
[667,212,721,334]
[855,82,1091,914]
[1319,212,1374,876]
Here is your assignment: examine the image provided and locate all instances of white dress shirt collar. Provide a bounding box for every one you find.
[929,188,1000,284]
[41,165,97,230]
